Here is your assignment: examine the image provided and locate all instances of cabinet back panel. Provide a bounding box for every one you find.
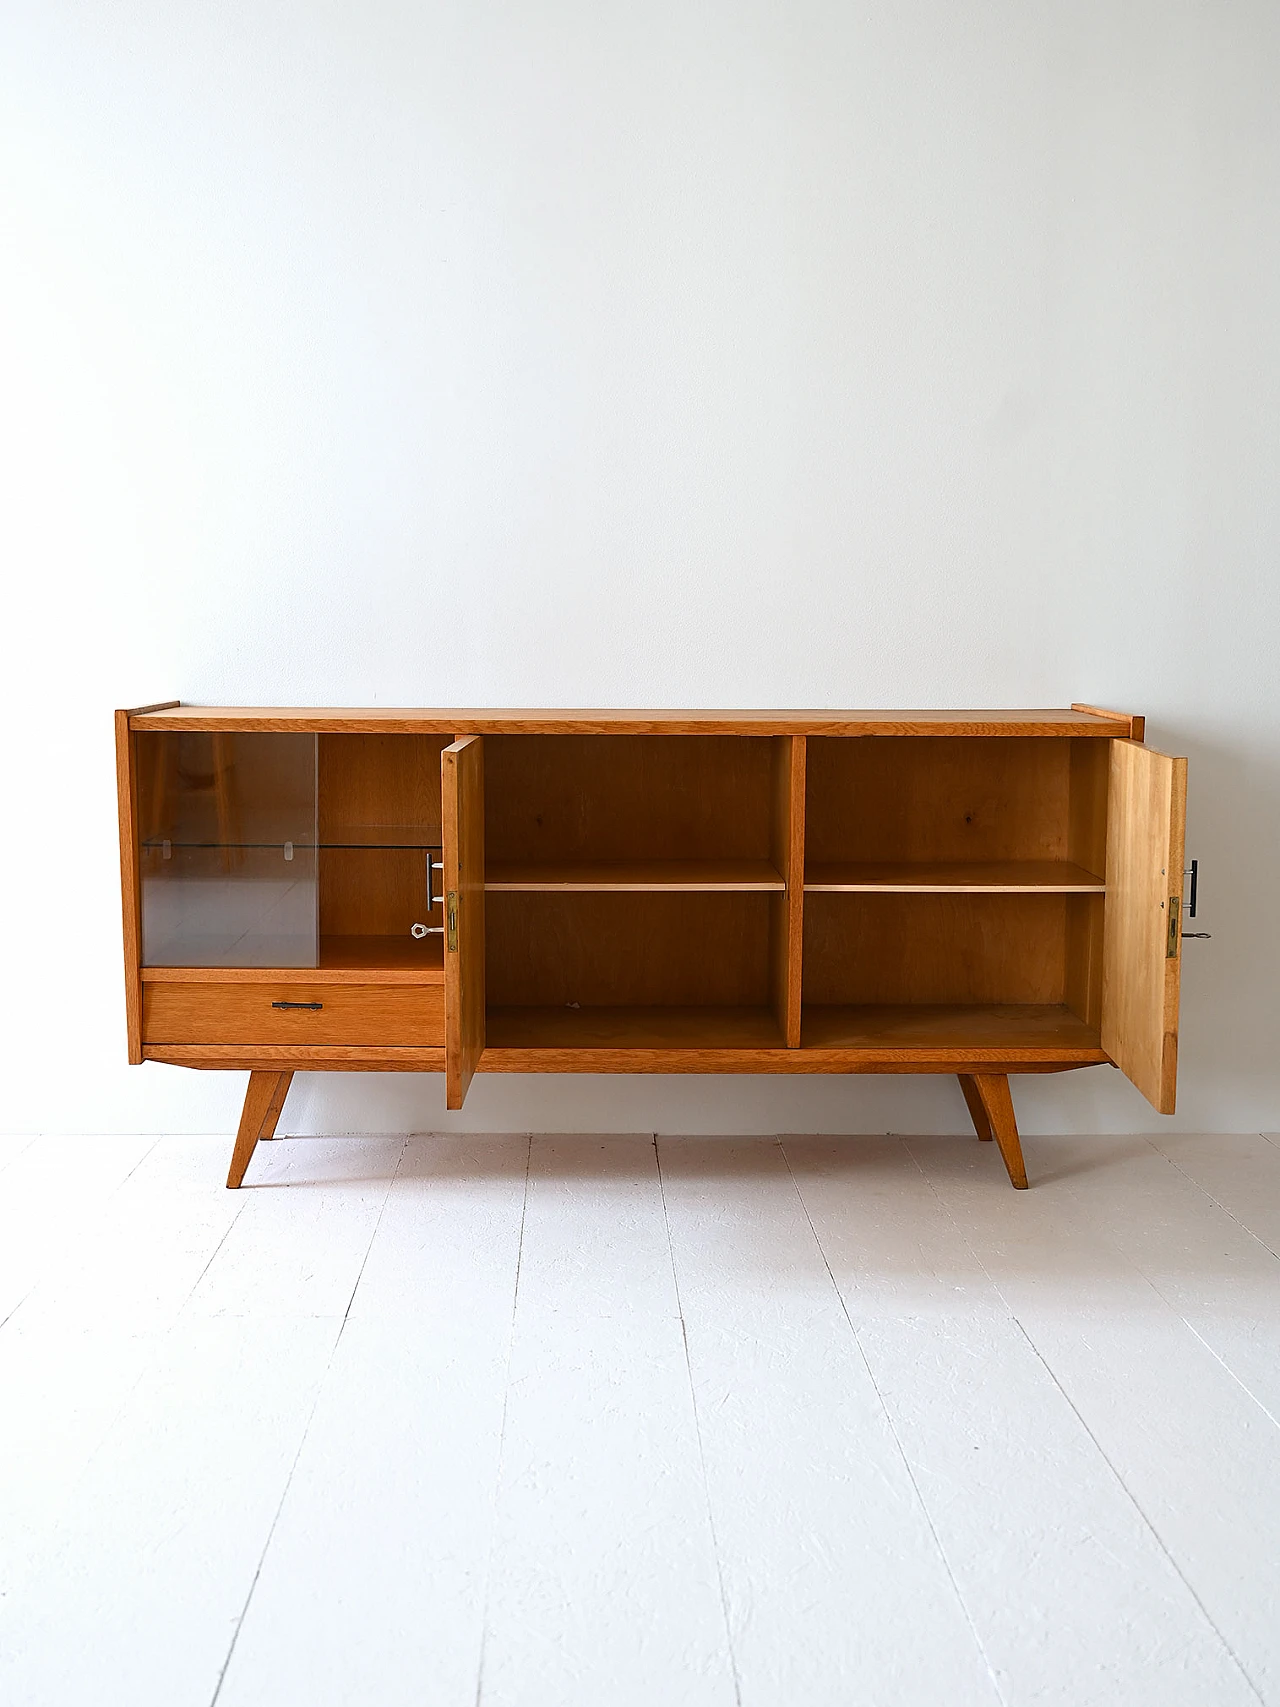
[319,849,430,938]
[803,893,1067,1005]
[317,734,447,837]
[484,736,776,862]
[486,892,771,1006]
[806,738,1072,864]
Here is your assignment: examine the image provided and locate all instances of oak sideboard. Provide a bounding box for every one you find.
[116,703,1187,1190]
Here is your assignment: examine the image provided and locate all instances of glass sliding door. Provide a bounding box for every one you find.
[137,731,318,967]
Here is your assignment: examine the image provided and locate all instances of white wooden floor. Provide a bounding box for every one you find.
[2,1128,1279,1707]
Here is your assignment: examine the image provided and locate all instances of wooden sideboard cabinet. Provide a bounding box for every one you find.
[116,703,1187,1190]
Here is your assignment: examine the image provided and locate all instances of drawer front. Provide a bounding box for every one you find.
[143,982,444,1047]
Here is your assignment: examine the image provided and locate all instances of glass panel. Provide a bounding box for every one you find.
[137,732,318,967]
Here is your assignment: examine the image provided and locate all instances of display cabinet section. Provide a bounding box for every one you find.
[316,734,450,962]
[483,734,787,886]
[804,736,1110,884]
[136,731,318,967]
[115,704,1186,1191]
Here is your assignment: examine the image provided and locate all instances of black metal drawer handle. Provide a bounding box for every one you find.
[271,1000,323,1011]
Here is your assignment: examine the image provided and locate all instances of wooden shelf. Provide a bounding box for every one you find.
[142,937,445,985]
[485,860,785,893]
[480,1002,1106,1071]
[804,860,1105,893]
[801,1004,1105,1059]
[320,827,441,849]
[319,935,444,980]
[486,1005,785,1049]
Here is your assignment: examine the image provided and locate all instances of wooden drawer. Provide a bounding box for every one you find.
[143,981,444,1047]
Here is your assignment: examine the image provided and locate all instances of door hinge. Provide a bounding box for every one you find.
[446,890,459,953]
[1167,896,1180,959]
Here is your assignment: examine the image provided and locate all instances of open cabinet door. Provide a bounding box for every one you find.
[1101,739,1187,1113]
[443,736,484,1109]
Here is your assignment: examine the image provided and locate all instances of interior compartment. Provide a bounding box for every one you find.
[799,735,1110,1046]
[805,736,1109,882]
[803,892,1070,1005]
[316,734,449,972]
[801,889,1104,1040]
[486,890,784,1046]
[136,730,452,973]
[484,735,782,875]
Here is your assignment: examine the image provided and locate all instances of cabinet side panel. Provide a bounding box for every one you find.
[1101,741,1187,1112]
[116,711,143,1063]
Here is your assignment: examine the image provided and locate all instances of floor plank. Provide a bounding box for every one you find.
[0,1134,37,1175]
[215,1136,529,1707]
[0,1137,243,1600]
[786,1134,1259,1707]
[0,1135,157,1324]
[2,1127,1277,1707]
[907,1133,1279,1703]
[0,1316,341,1707]
[1145,1131,1280,1257]
[659,1136,999,1707]
[183,1136,405,1319]
[478,1135,736,1707]
[1026,1134,1280,1426]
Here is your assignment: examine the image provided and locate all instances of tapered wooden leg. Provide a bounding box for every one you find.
[958,1074,994,1140]
[968,1074,1028,1189]
[226,1070,293,1189]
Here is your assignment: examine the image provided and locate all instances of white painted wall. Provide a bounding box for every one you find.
[2,0,1276,1138]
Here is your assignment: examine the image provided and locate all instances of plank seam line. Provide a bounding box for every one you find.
[780,1138,1009,1707]
[0,1143,250,1558]
[654,1136,744,1707]
[0,1134,38,1181]
[473,1134,533,1707]
[0,1135,165,1335]
[900,1140,1269,1707]
[1123,1141,1280,1435]
[207,1135,408,1707]
[1145,1136,1280,1264]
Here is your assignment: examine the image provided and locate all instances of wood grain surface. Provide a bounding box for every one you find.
[130,707,1132,737]
[143,982,444,1047]
[1101,740,1187,1113]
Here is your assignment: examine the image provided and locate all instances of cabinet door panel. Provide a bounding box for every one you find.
[1101,740,1187,1112]
[443,736,485,1107]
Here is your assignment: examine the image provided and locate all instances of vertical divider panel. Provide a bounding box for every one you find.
[443,735,485,1108]
[770,735,806,1047]
[115,711,143,1064]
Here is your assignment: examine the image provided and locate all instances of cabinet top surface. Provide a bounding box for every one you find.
[125,705,1137,737]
